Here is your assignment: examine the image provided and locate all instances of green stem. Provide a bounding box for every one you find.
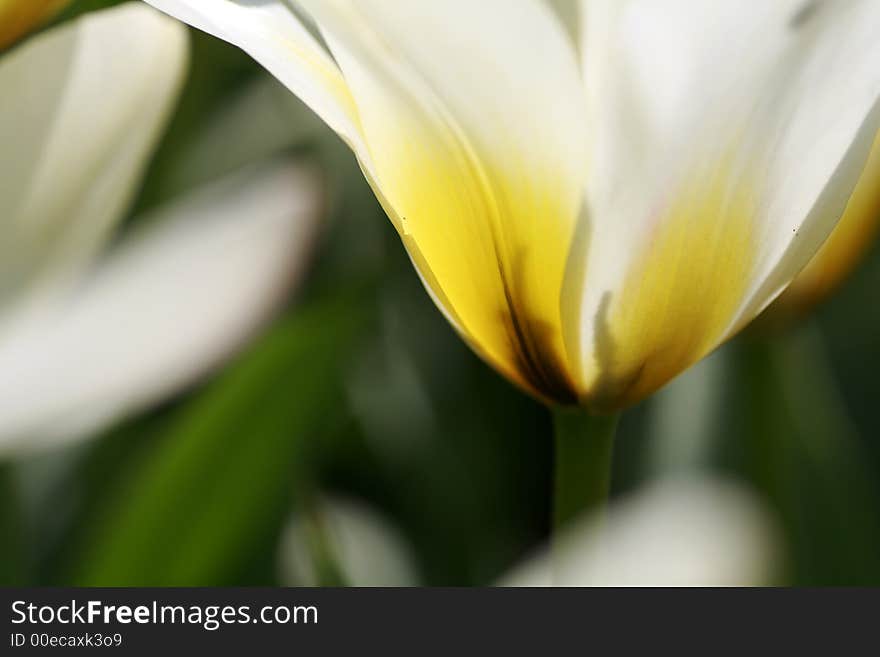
[552,408,619,537]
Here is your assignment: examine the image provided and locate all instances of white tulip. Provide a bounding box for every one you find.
[141,0,880,410]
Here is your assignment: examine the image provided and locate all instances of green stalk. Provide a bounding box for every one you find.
[551,407,619,543]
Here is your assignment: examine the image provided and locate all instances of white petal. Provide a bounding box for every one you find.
[297,0,588,216]
[0,161,322,455]
[279,496,420,587]
[573,0,880,403]
[141,0,366,156]
[584,0,880,317]
[502,478,778,587]
[0,3,188,309]
[296,0,589,400]
[143,0,591,401]
[729,1,880,331]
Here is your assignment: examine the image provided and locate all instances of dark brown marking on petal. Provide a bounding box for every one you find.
[495,244,579,406]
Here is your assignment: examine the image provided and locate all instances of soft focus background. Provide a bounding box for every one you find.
[2,1,879,586]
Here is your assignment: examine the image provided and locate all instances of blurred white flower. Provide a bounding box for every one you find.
[0,3,187,311]
[0,4,324,454]
[502,477,779,587]
[0,161,322,455]
[279,496,420,587]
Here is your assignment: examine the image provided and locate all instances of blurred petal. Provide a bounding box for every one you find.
[0,161,322,455]
[0,0,69,50]
[279,496,419,587]
[575,0,880,406]
[502,478,778,587]
[0,3,188,309]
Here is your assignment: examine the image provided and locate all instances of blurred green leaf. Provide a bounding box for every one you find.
[67,289,371,585]
[730,331,880,585]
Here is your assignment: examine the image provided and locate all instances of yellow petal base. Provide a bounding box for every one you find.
[586,160,757,410]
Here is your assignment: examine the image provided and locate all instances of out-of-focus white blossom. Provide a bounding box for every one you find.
[0,5,324,454]
[0,161,322,455]
[0,3,187,311]
[503,477,779,587]
[279,496,420,587]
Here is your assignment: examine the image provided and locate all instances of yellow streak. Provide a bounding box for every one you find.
[372,107,581,403]
[770,134,880,319]
[589,160,757,409]
[0,0,69,50]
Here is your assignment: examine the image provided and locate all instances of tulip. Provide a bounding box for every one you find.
[142,0,879,408]
[142,0,880,536]
[0,0,70,49]
[0,4,323,454]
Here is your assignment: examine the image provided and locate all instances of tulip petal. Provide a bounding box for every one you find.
[0,3,187,310]
[772,134,880,316]
[145,0,590,402]
[0,161,322,455]
[295,0,590,402]
[142,0,365,160]
[576,0,880,406]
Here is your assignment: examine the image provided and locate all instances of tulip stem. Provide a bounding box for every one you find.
[552,408,619,540]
